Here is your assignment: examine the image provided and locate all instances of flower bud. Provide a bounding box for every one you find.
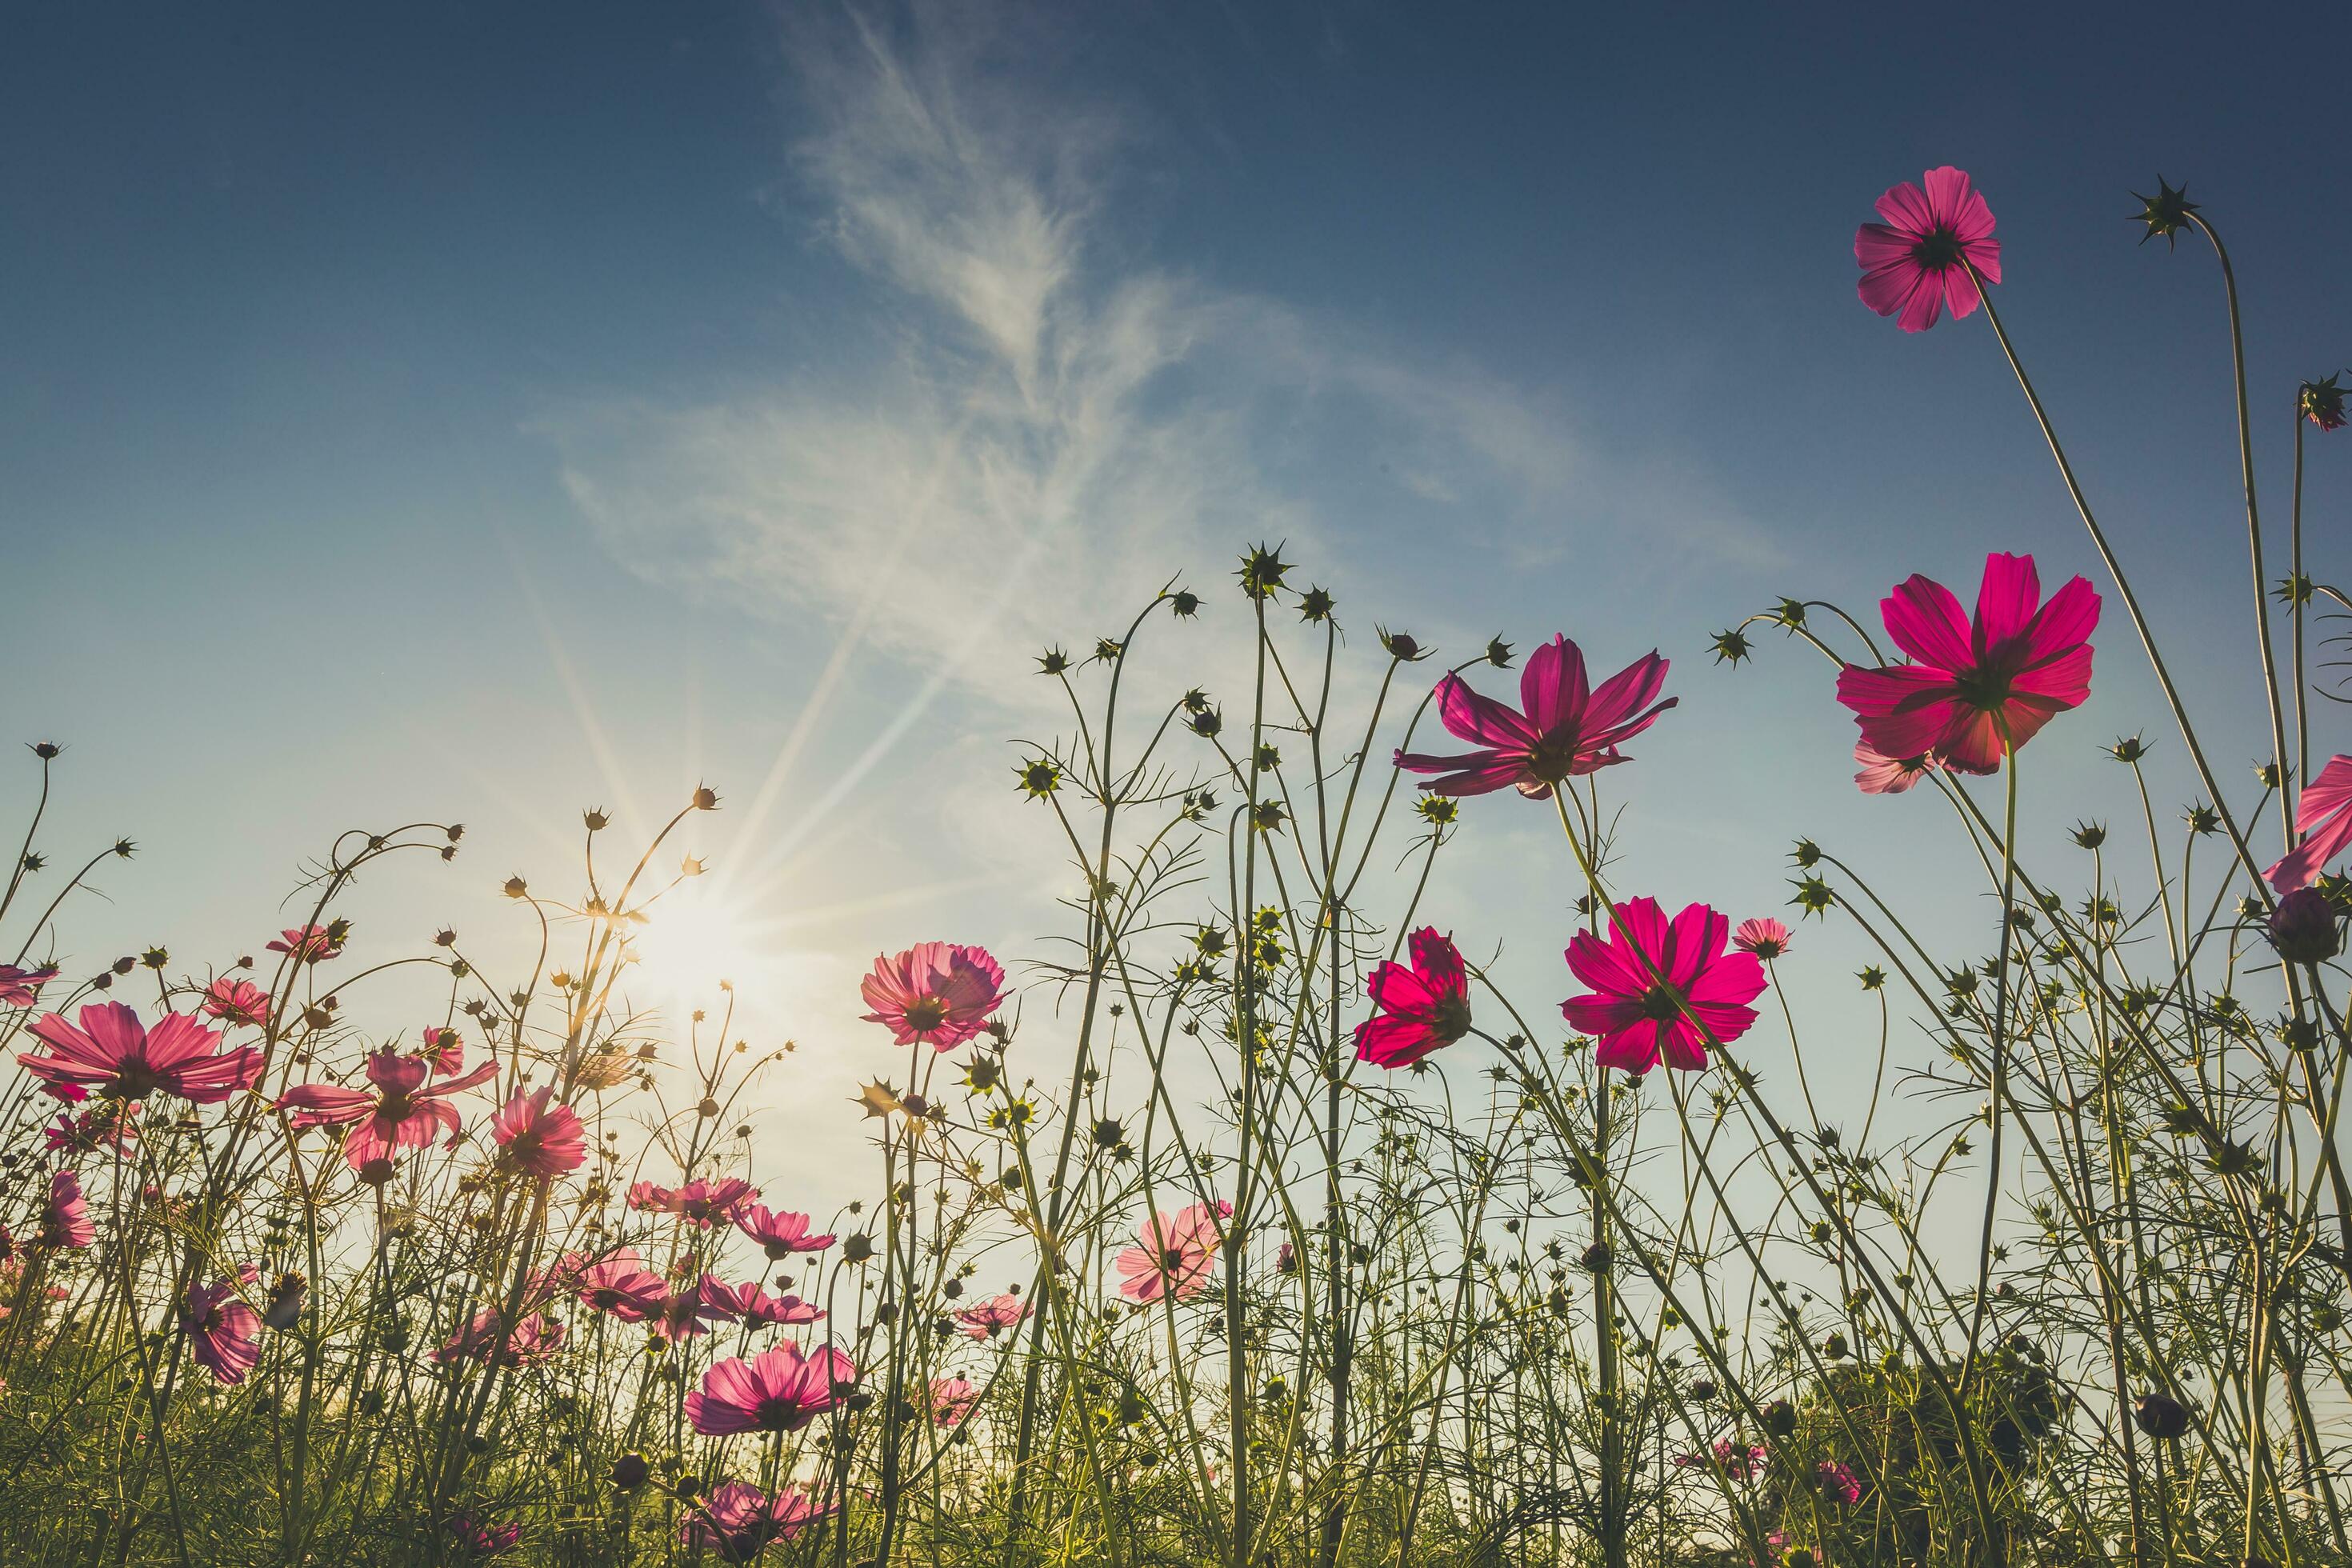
[2269,888,2342,966]
[2132,1390,2189,1441]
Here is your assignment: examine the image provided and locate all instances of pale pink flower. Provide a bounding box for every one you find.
[1115,1200,1232,1303]
[683,1482,832,1562]
[1731,918,1791,960]
[929,1376,979,1426]
[1854,742,1938,795]
[953,1293,1030,1340]
[859,943,1008,1050]
[630,1177,758,1228]
[730,1202,836,1259]
[0,965,59,1009]
[491,1088,586,1179]
[435,1309,566,1367]
[705,1278,822,1327]
[22,1002,262,1105]
[202,978,271,1027]
[686,1344,854,1435]
[266,923,345,963]
[574,1248,667,1322]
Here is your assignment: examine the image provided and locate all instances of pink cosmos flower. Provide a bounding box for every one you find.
[266,924,344,963]
[435,1309,566,1367]
[929,1376,979,1426]
[45,1102,138,1156]
[630,1176,758,1228]
[22,1003,263,1106]
[491,1088,586,1180]
[1732,918,1791,960]
[1816,1460,1864,1506]
[34,1170,95,1250]
[661,1278,738,1341]
[181,1276,262,1385]
[686,1344,854,1436]
[1835,554,2098,775]
[574,1249,668,1322]
[953,1293,1030,1340]
[859,943,1008,1050]
[706,1278,823,1327]
[1115,1200,1233,1303]
[684,1482,831,1562]
[420,1026,464,1073]
[1675,1439,1768,1482]
[202,978,271,1027]
[1854,742,1939,796]
[1563,898,1766,1075]
[1353,929,1473,1070]
[278,1050,498,1172]
[2266,754,2352,891]
[730,1202,836,1259]
[1394,635,1674,799]
[449,1515,521,1558]
[1855,166,2002,333]
[0,965,58,1008]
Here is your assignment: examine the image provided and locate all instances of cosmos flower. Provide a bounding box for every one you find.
[662,1278,738,1341]
[181,1276,262,1385]
[2266,754,2352,891]
[201,978,271,1027]
[1675,1439,1768,1482]
[683,1482,832,1562]
[21,1003,262,1105]
[419,1026,464,1073]
[434,1309,566,1368]
[953,1294,1030,1340]
[33,1170,95,1250]
[2302,374,2346,433]
[686,1344,854,1436]
[448,1515,521,1558]
[0,965,58,1009]
[1394,635,1674,799]
[1816,1460,1864,1506]
[730,1203,836,1259]
[1835,554,2098,774]
[706,1278,824,1328]
[1115,1200,1233,1303]
[630,1177,758,1228]
[1854,166,2001,332]
[491,1088,586,1180]
[1854,742,1939,796]
[859,943,1008,1050]
[266,924,345,964]
[573,1249,668,1322]
[1562,898,1766,1074]
[929,1377,979,1426]
[44,1102,137,1156]
[278,1050,498,1172]
[1353,929,1473,1070]
[1731,918,1791,960]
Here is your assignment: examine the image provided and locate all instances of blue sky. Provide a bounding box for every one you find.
[5,2,2347,1197]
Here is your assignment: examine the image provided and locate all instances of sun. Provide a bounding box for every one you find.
[623,884,785,1020]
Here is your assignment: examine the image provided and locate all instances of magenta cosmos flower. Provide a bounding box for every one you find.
[22,1003,262,1106]
[266,923,345,963]
[1563,898,1766,1075]
[1854,742,1939,796]
[859,942,1007,1050]
[1855,166,2001,333]
[1676,1439,1768,1483]
[1395,635,1674,799]
[686,1344,854,1436]
[202,978,270,1027]
[2267,754,2352,890]
[573,1248,668,1322]
[181,1275,262,1385]
[685,1482,831,1563]
[435,1308,566,1367]
[278,1050,497,1172]
[631,1176,758,1228]
[1732,918,1791,960]
[449,1515,521,1558]
[1835,553,2098,774]
[1816,1460,1864,1506]
[1115,1200,1232,1303]
[953,1293,1030,1340]
[730,1202,836,1259]
[34,1170,95,1250]
[1353,929,1472,1069]
[491,1088,586,1180]
[0,965,58,1009]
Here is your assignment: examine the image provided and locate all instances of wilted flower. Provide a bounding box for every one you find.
[2302,374,2347,432]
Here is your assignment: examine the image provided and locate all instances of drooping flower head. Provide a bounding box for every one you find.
[201,978,270,1027]
[21,1003,262,1105]
[1395,636,1674,799]
[1855,166,2002,333]
[1115,1200,1233,1303]
[630,1176,758,1228]
[2303,374,2347,433]
[33,1170,95,1250]
[1563,898,1766,1075]
[0,965,58,1009]
[266,923,346,964]
[1854,742,1939,796]
[1353,929,1473,1070]
[181,1277,262,1385]
[929,1377,979,1426]
[2267,754,2352,891]
[491,1087,586,1180]
[953,1293,1030,1340]
[278,1050,497,1172]
[730,1202,836,1260]
[573,1248,668,1322]
[686,1344,855,1436]
[683,1482,832,1563]
[859,943,1008,1050]
[1835,554,2098,774]
[1732,918,1791,961]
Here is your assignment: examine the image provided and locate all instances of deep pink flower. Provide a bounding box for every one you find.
[181,1276,262,1385]
[686,1344,854,1435]
[202,978,271,1027]
[34,1170,95,1250]
[631,1176,758,1228]
[929,1376,979,1426]
[0,965,58,1009]
[1854,742,1939,796]
[574,1248,668,1322]
[1115,1200,1232,1303]
[859,943,1008,1050]
[1732,918,1791,960]
[706,1278,823,1327]
[1563,898,1766,1075]
[22,1003,262,1106]
[953,1293,1030,1340]
[1835,554,2098,775]
[683,1482,832,1562]
[449,1514,522,1558]
[435,1308,566,1367]
[278,1050,497,1171]
[730,1202,836,1259]
[1353,929,1472,1070]
[492,1088,586,1179]
[45,1102,138,1155]
[1395,635,1674,799]
[1816,1460,1864,1506]
[1855,166,2001,333]
[2267,754,2352,890]
[266,924,345,963]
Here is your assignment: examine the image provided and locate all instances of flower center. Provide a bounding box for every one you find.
[755,1395,800,1431]
[1526,726,1583,782]
[1637,985,1685,1024]
[1948,666,2014,715]
[1911,226,1962,271]
[1430,994,1472,1042]
[903,996,949,1034]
